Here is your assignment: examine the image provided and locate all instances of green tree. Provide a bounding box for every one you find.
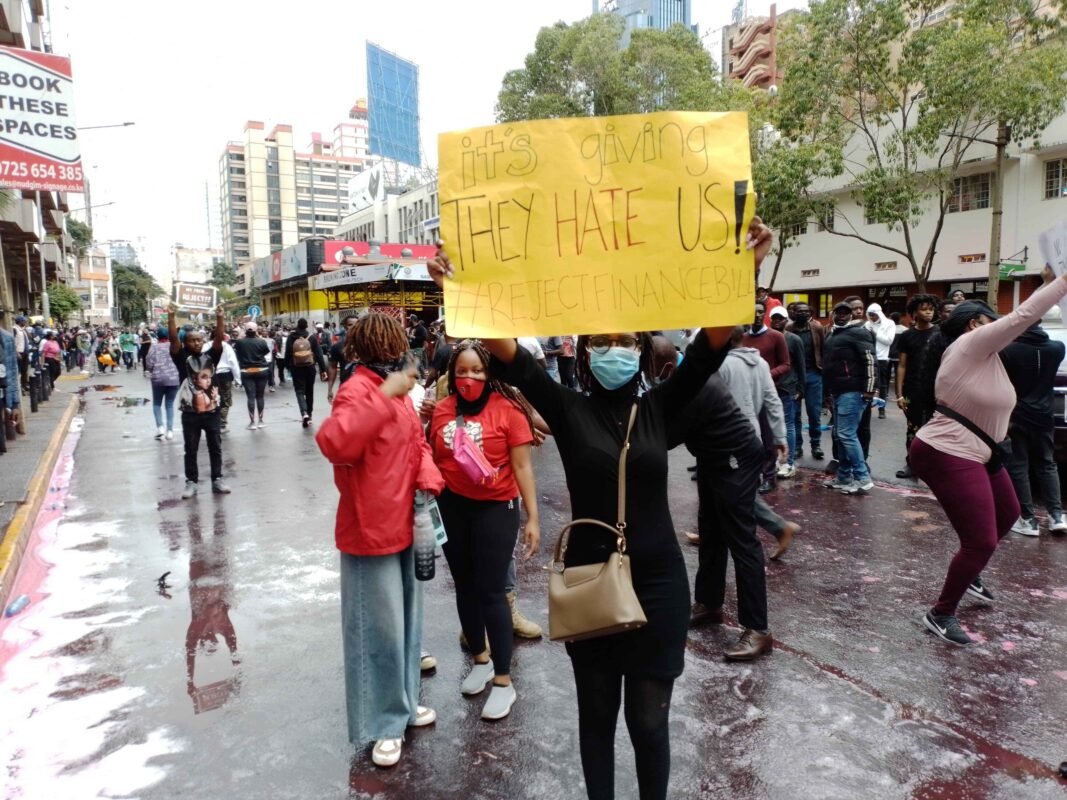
[207,261,237,289]
[66,218,93,256]
[47,280,83,324]
[496,14,728,122]
[775,0,1067,292]
[111,262,163,326]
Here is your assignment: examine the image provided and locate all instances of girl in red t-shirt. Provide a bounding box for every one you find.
[429,340,540,721]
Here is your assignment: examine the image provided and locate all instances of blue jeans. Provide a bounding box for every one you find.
[779,391,797,466]
[833,392,870,484]
[340,548,423,744]
[796,371,823,452]
[151,383,179,430]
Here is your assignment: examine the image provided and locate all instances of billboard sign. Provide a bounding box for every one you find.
[250,241,310,288]
[366,43,421,167]
[0,47,83,192]
[174,282,218,311]
[322,240,436,271]
[347,164,386,213]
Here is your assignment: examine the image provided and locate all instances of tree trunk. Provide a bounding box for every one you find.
[986,121,1009,309]
[765,245,786,292]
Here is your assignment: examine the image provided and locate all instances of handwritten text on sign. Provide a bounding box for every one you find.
[438,111,755,337]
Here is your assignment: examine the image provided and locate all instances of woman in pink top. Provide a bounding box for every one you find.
[911,268,1067,646]
[40,331,62,389]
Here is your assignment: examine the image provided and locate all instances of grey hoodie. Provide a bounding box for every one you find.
[718,347,786,445]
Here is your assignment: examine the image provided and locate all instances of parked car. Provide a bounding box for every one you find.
[1038,310,1067,465]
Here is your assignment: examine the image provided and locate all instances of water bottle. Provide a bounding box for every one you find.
[871,397,886,410]
[413,491,436,581]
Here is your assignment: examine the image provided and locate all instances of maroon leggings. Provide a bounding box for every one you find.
[909,438,1020,616]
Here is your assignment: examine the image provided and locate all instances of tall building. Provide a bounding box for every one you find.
[720,4,794,90]
[219,117,370,295]
[601,0,692,43]
[105,239,143,266]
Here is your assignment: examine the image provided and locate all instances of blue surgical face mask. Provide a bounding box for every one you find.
[588,347,640,390]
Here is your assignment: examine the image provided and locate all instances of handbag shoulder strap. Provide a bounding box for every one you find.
[616,404,638,531]
[934,404,998,451]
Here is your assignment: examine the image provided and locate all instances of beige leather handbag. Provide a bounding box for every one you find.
[548,404,648,642]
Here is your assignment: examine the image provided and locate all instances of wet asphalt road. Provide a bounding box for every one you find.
[2,371,1067,800]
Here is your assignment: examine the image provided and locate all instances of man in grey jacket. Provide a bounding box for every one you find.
[717,328,801,561]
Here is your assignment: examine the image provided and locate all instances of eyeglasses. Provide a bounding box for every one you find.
[588,335,639,354]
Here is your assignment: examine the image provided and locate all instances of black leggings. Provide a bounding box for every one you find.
[573,666,674,800]
[438,489,519,676]
[242,371,268,417]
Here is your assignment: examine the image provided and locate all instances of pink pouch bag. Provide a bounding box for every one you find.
[453,414,499,486]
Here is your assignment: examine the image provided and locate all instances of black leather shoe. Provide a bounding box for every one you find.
[895,465,914,479]
[758,480,775,495]
[724,629,773,661]
[689,602,724,628]
[811,448,825,460]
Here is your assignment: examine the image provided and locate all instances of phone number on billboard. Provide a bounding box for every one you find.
[0,161,82,180]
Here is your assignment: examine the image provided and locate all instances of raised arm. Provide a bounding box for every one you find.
[965,270,1067,357]
[167,303,180,356]
[211,305,225,355]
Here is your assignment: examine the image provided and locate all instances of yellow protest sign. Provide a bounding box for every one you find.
[438,110,756,337]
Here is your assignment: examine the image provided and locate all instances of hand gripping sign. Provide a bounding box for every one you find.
[438,111,756,338]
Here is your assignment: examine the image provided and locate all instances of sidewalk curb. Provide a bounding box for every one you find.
[0,392,80,608]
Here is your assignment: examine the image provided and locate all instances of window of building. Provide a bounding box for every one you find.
[235,249,249,258]
[269,203,281,217]
[229,166,244,175]
[233,194,247,203]
[1045,159,1067,199]
[800,268,820,278]
[270,233,283,247]
[269,219,281,231]
[267,175,280,189]
[231,180,245,190]
[790,222,807,237]
[818,293,833,318]
[229,153,244,162]
[233,222,248,231]
[267,189,281,203]
[316,173,337,183]
[266,146,278,160]
[234,236,248,245]
[817,209,834,232]
[948,173,991,213]
[299,226,314,235]
[297,198,313,208]
[874,261,897,271]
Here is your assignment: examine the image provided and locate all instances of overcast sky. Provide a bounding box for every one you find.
[52,0,803,278]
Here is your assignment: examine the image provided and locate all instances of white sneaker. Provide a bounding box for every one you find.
[1050,514,1067,533]
[777,464,796,479]
[247,421,257,431]
[410,705,436,727]
[165,430,173,440]
[371,738,402,767]
[1011,517,1040,537]
[460,660,495,695]
[481,683,517,720]
[154,425,165,440]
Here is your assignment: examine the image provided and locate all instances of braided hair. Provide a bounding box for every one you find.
[574,332,654,393]
[447,339,537,438]
[346,312,407,364]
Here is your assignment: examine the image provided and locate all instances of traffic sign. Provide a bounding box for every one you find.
[247,305,262,318]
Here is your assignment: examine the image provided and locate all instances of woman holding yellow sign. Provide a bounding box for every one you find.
[428,217,772,800]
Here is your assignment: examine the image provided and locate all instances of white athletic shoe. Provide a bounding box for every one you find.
[1011,517,1039,537]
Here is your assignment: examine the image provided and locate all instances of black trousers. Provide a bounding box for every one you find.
[275,358,286,385]
[558,356,577,389]
[876,359,891,401]
[291,365,318,418]
[242,371,268,417]
[438,489,519,676]
[181,411,222,483]
[694,443,768,631]
[572,665,674,800]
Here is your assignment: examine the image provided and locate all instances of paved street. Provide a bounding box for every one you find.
[2,371,1067,800]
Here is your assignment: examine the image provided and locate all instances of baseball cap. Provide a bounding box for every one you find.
[769,307,788,319]
[833,301,853,314]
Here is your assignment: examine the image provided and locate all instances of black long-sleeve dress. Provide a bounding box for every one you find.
[494,332,727,679]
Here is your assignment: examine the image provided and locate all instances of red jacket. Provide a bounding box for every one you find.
[316,367,444,556]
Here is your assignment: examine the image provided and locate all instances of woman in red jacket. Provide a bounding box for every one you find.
[430,340,540,722]
[315,313,445,768]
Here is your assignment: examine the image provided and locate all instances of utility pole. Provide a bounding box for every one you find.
[986,121,1010,309]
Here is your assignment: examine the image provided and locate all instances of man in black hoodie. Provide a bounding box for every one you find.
[822,301,877,494]
[1001,323,1066,536]
[285,319,328,428]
